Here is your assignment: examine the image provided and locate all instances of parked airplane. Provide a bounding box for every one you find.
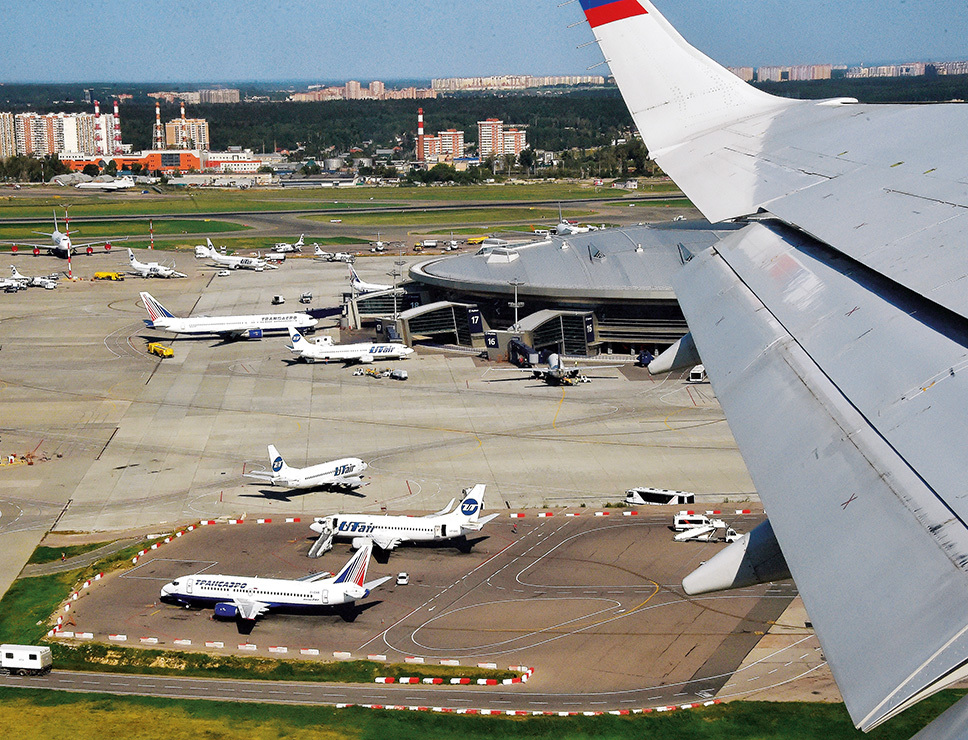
[272,235,304,252]
[349,265,393,294]
[3,210,122,258]
[552,204,597,236]
[243,444,367,490]
[140,291,317,339]
[0,273,25,292]
[370,233,386,253]
[499,353,621,386]
[159,540,390,622]
[314,245,355,263]
[195,240,273,271]
[582,0,968,735]
[74,175,135,191]
[308,484,498,556]
[9,266,57,289]
[127,249,186,279]
[286,326,414,364]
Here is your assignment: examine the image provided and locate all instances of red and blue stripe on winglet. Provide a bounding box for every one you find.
[580,0,648,28]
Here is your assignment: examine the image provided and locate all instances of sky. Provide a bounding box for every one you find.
[2,0,968,83]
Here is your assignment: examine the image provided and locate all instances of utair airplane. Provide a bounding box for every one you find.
[243,445,367,491]
[349,265,394,294]
[195,240,274,271]
[127,249,186,279]
[286,326,414,364]
[3,210,124,258]
[9,266,57,289]
[315,245,354,263]
[140,292,317,339]
[159,540,390,623]
[272,234,305,253]
[308,484,499,556]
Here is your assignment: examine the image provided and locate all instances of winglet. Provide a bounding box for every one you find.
[579,0,788,155]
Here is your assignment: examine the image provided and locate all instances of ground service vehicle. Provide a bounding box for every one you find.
[1,644,52,675]
[147,342,174,358]
[94,271,124,281]
[688,365,707,383]
[673,512,713,532]
[626,487,696,506]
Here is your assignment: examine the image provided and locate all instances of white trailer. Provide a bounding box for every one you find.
[626,487,696,506]
[1,644,52,676]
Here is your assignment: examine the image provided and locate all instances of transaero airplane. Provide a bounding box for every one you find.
[308,484,499,554]
[160,541,389,622]
[578,0,968,736]
[140,292,317,339]
[286,326,414,364]
[243,445,367,490]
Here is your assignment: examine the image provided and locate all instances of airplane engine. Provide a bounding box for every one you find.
[358,355,374,364]
[105,243,112,251]
[86,246,94,255]
[351,537,370,550]
[214,603,239,619]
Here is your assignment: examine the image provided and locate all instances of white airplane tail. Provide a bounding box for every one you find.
[267,445,291,477]
[449,484,486,523]
[579,0,788,156]
[295,234,304,249]
[128,248,138,265]
[287,326,307,353]
[10,266,25,280]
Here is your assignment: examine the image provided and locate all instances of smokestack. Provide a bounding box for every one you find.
[417,108,425,162]
[93,100,103,155]
[113,100,122,154]
[181,102,186,121]
[152,102,164,150]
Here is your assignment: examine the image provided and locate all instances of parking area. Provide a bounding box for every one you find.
[59,507,808,702]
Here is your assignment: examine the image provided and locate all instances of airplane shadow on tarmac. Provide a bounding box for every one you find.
[311,536,491,565]
[231,600,383,635]
[241,486,367,503]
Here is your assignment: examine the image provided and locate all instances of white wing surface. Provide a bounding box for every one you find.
[579,0,968,734]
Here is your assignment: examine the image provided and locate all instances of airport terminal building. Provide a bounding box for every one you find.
[349,221,740,358]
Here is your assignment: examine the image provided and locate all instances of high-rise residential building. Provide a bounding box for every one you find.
[502,128,527,157]
[345,81,363,100]
[369,81,385,98]
[0,113,14,158]
[165,105,210,150]
[199,88,240,104]
[477,118,504,158]
[438,129,464,157]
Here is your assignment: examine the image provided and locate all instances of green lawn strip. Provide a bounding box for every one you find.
[0,182,681,219]
[0,686,961,740]
[50,643,513,683]
[301,206,593,228]
[0,570,83,644]
[27,542,114,565]
[0,219,247,240]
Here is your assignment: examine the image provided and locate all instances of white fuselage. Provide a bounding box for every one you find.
[160,574,363,608]
[268,458,367,489]
[150,312,317,337]
[291,339,414,364]
[320,513,464,544]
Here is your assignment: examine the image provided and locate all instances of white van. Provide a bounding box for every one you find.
[688,364,707,383]
[626,487,695,506]
[1,644,52,675]
[672,511,712,532]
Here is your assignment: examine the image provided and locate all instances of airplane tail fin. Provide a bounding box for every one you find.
[295,234,304,248]
[287,326,305,350]
[267,445,290,475]
[452,484,486,522]
[579,0,787,156]
[333,539,372,587]
[140,292,175,321]
[349,265,362,283]
[10,266,23,280]
[128,248,136,264]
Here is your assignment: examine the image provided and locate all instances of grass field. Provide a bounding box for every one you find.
[27,542,113,565]
[0,687,961,740]
[0,219,247,240]
[0,181,681,220]
[119,236,366,252]
[302,206,591,228]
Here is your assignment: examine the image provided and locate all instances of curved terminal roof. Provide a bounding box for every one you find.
[410,221,741,302]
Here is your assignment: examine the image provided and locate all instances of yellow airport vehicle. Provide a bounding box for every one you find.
[147,342,174,359]
[467,236,489,245]
[93,271,125,281]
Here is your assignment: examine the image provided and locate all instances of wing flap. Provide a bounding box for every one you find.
[233,598,269,621]
[676,225,968,731]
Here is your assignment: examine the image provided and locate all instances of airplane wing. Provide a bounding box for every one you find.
[583,1,968,735]
[370,534,402,551]
[431,498,457,517]
[232,598,270,621]
[362,575,392,592]
[297,570,333,582]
